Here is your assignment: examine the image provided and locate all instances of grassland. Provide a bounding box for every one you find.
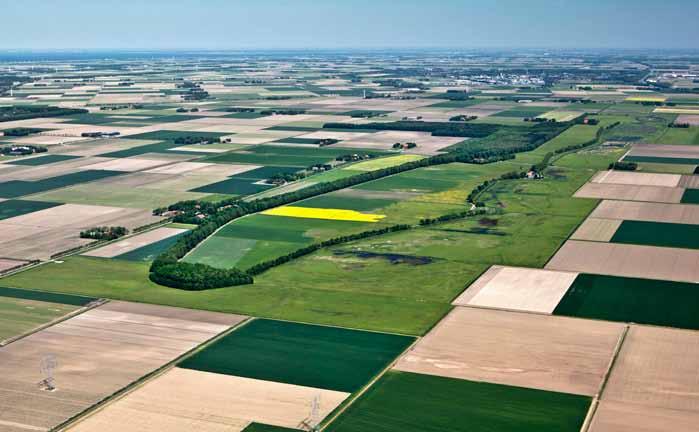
[179,319,415,392]
[0,286,95,341]
[0,131,624,335]
[554,274,699,329]
[326,371,591,432]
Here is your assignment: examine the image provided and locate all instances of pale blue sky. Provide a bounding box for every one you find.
[1,0,697,50]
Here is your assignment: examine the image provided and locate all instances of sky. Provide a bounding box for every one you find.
[1,0,698,51]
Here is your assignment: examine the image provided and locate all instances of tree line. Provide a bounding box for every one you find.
[148,119,578,290]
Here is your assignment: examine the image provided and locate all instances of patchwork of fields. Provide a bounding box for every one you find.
[1,52,699,432]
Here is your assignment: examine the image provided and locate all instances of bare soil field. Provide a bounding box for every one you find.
[574,183,684,203]
[338,131,462,154]
[546,240,699,283]
[0,258,29,273]
[0,301,245,432]
[67,368,349,432]
[144,161,216,175]
[80,158,171,172]
[589,400,699,432]
[591,170,682,188]
[675,115,699,126]
[679,175,699,189]
[571,218,623,242]
[84,227,187,258]
[452,265,578,314]
[0,205,161,260]
[601,325,699,418]
[590,200,699,225]
[393,307,624,396]
[628,143,699,159]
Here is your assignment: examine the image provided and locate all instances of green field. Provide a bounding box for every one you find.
[610,220,699,249]
[492,106,552,118]
[0,286,96,341]
[185,214,372,269]
[326,371,591,432]
[242,424,299,432]
[554,273,699,329]
[0,199,61,220]
[0,296,77,341]
[7,154,81,166]
[179,318,415,392]
[191,177,274,195]
[0,170,126,199]
[681,188,699,204]
[115,231,188,262]
[624,155,699,165]
[298,193,397,212]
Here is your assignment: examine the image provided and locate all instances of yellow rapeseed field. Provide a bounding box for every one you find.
[626,95,667,103]
[344,154,425,171]
[262,206,386,222]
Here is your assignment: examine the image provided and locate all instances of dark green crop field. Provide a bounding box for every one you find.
[681,188,699,204]
[0,286,96,306]
[0,199,61,220]
[610,220,699,249]
[326,371,590,432]
[7,154,81,166]
[242,424,300,432]
[114,232,188,262]
[624,155,699,165]
[0,170,126,198]
[190,177,273,195]
[178,318,415,393]
[554,273,699,329]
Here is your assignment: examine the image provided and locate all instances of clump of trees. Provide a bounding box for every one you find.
[1,128,42,136]
[1,144,47,155]
[392,142,417,150]
[224,107,255,113]
[260,108,306,115]
[0,105,87,122]
[174,136,217,145]
[80,226,128,241]
[318,138,339,147]
[419,208,488,225]
[449,115,478,122]
[609,161,638,171]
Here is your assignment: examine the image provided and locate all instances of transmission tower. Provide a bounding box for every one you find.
[38,354,58,391]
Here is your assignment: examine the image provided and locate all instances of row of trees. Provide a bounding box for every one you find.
[0,105,87,122]
[1,128,42,137]
[246,224,412,276]
[79,226,128,241]
[419,208,489,226]
[149,143,538,288]
[149,118,580,290]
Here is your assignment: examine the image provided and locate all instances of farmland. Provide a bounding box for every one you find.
[1,49,699,432]
[326,371,591,432]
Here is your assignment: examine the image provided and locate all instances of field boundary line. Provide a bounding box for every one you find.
[318,336,422,431]
[579,324,629,432]
[0,298,108,347]
[598,324,630,397]
[580,398,599,432]
[53,315,253,432]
